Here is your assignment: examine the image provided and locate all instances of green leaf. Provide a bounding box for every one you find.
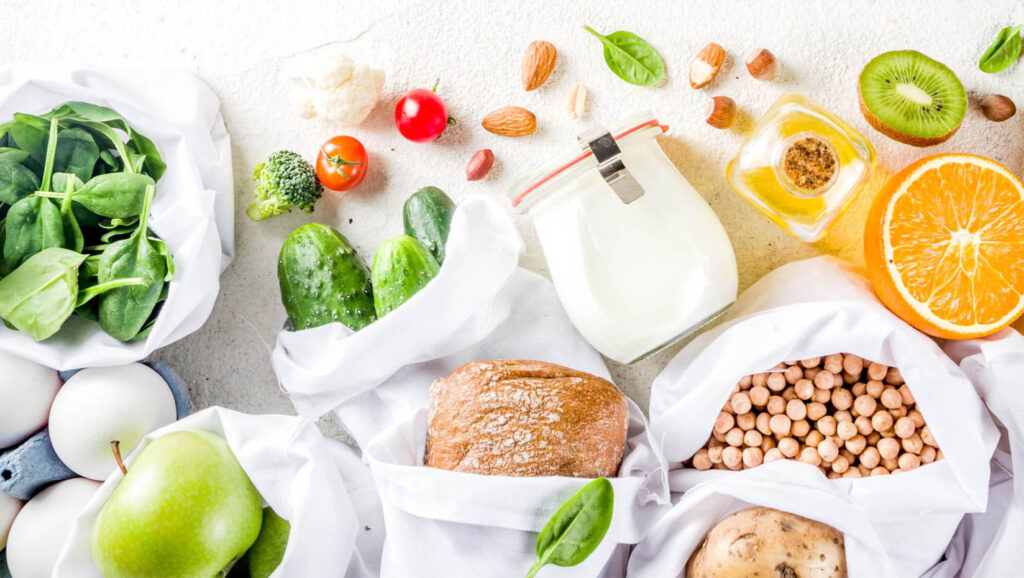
[526,478,614,578]
[53,127,100,183]
[4,196,66,270]
[8,114,50,164]
[0,248,87,341]
[36,172,155,219]
[980,25,1024,73]
[0,158,41,205]
[583,25,665,86]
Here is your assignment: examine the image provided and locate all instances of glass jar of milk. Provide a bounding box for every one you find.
[511,113,738,364]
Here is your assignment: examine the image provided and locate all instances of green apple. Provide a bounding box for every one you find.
[91,430,264,577]
[248,508,291,578]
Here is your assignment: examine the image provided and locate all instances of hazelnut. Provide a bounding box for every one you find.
[980,94,1016,122]
[745,48,778,80]
[705,96,736,129]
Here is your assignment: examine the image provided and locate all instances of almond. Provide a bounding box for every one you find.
[705,96,736,129]
[466,149,495,181]
[980,94,1016,122]
[690,43,726,89]
[567,82,588,120]
[482,106,536,137]
[746,48,777,80]
[521,41,557,91]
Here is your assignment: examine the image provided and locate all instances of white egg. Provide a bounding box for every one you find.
[48,364,177,481]
[0,490,23,550]
[6,477,100,576]
[0,351,62,449]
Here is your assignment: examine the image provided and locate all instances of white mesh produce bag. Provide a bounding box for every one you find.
[649,256,999,577]
[627,460,900,577]
[0,66,233,369]
[54,407,383,578]
[272,195,670,576]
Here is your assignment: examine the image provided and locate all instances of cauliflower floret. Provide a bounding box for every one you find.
[287,53,385,126]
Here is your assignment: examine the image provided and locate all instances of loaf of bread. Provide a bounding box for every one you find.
[425,360,629,478]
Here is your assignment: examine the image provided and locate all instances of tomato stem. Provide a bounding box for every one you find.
[432,78,441,93]
[321,146,364,179]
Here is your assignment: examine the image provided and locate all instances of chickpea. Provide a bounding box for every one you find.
[866,380,885,398]
[908,409,925,429]
[886,367,904,386]
[756,412,772,435]
[827,470,842,480]
[799,446,822,467]
[693,449,713,470]
[708,445,724,464]
[843,354,863,376]
[872,410,894,433]
[771,362,787,370]
[842,371,860,385]
[806,402,827,421]
[816,415,838,436]
[878,438,900,460]
[752,373,769,388]
[895,417,916,439]
[744,430,763,448]
[840,448,856,464]
[867,432,882,446]
[742,447,764,468]
[794,379,814,400]
[749,385,770,407]
[851,381,868,397]
[889,406,908,419]
[761,436,776,453]
[854,395,878,418]
[800,357,822,368]
[882,458,899,471]
[936,450,944,460]
[899,384,915,405]
[820,354,841,374]
[713,429,727,443]
[767,372,787,392]
[805,431,824,448]
[781,387,798,402]
[786,399,807,421]
[731,392,753,414]
[867,362,888,381]
[871,466,890,476]
[769,414,792,437]
[898,453,921,471]
[831,389,853,411]
[738,374,753,389]
[855,416,874,436]
[834,410,853,423]
[722,446,743,468]
[817,439,839,462]
[845,435,867,455]
[831,455,850,474]
[803,367,820,381]
[791,419,811,438]
[725,428,744,447]
[767,396,786,415]
[920,426,937,447]
[764,448,785,463]
[813,370,836,390]
[737,412,756,431]
[880,387,902,410]
[902,433,923,455]
[784,365,804,384]
[843,466,862,478]
[812,388,832,404]
[778,437,800,458]
[731,384,741,396]
[714,412,735,434]
[860,446,881,468]
[920,446,937,464]
[837,421,858,441]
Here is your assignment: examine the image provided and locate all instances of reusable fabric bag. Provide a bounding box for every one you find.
[272,195,671,576]
[0,67,233,370]
[649,256,999,577]
[54,407,383,578]
[922,329,1024,577]
[627,460,900,577]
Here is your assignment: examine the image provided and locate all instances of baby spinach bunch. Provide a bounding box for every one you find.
[0,101,173,342]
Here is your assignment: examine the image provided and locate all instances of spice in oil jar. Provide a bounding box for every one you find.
[780,134,838,195]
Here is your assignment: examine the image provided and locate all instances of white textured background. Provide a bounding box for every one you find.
[2,1,1022,441]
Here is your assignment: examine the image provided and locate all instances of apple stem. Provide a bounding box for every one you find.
[111,441,128,475]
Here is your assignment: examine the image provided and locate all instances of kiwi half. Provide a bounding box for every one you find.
[858,50,966,147]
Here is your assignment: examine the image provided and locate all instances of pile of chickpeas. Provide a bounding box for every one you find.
[689,354,942,478]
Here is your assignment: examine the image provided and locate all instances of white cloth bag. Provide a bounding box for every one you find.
[0,66,233,370]
[649,256,999,577]
[627,460,900,577]
[54,407,383,578]
[921,329,1024,577]
[272,195,670,576]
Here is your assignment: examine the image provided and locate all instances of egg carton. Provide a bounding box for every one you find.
[0,362,191,501]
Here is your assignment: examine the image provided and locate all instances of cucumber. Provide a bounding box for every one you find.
[278,223,376,331]
[403,186,455,264]
[371,234,440,317]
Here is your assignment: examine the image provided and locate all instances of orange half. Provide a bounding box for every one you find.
[865,154,1024,339]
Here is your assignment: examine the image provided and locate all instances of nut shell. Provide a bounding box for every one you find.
[482,106,536,137]
[705,96,736,129]
[746,48,777,80]
[521,40,557,91]
[690,42,726,89]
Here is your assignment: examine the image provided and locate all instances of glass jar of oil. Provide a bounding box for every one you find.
[726,94,875,242]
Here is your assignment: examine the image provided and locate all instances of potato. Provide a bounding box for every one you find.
[686,507,847,578]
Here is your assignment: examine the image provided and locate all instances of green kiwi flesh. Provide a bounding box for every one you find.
[859,50,966,146]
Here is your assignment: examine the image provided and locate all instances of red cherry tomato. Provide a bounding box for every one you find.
[315,136,368,191]
[395,88,449,142]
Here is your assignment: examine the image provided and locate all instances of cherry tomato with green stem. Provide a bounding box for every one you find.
[316,136,368,191]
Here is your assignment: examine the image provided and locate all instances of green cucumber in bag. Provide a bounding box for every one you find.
[403,186,455,264]
[278,223,375,331]
[371,234,440,317]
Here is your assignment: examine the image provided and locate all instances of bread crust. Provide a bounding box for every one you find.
[425,360,629,478]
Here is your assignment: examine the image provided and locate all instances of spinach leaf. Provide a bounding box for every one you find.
[55,173,84,253]
[50,102,165,180]
[525,478,614,578]
[0,149,32,164]
[53,127,100,183]
[97,184,169,341]
[0,158,41,205]
[583,25,665,86]
[37,172,155,219]
[4,196,66,270]
[980,25,1023,73]
[125,135,166,180]
[9,114,51,164]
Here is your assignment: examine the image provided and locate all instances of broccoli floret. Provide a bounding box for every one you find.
[247,150,323,221]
